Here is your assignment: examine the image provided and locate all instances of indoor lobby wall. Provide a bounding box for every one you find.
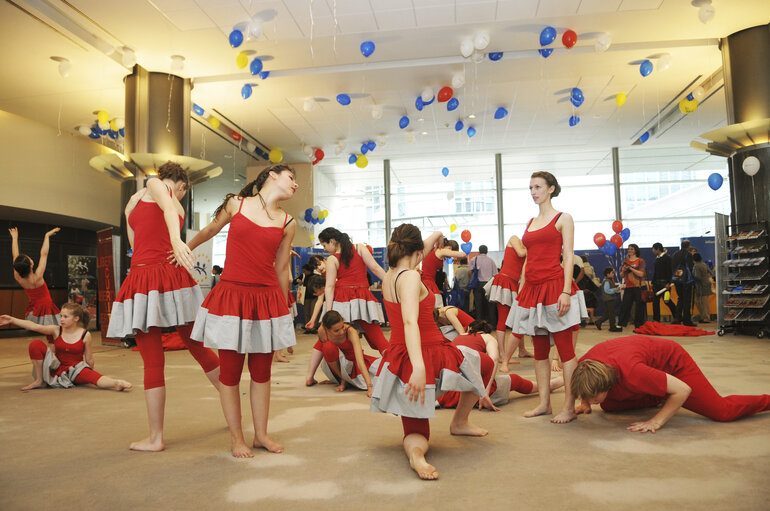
[0,110,122,227]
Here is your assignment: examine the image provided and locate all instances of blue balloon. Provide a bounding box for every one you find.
[569,115,580,127]
[686,93,694,101]
[229,29,244,48]
[571,87,584,103]
[415,97,424,111]
[422,96,434,106]
[336,93,351,105]
[603,241,617,256]
[455,120,464,131]
[708,173,723,190]
[319,217,325,224]
[304,211,312,222]
[447,97,459,111]
[259,71,270,79]
[360,40,375,57]
[639,59,653,77]
[118,128,125,137]
[361,143,369,155]
[305,207,313,215]
[348,154,357,164]
[570,96,584,108]
[640,131,650,143]
[367,141,376,151]
[538,48,553,58]
[250,58,263,75]
[241,84,252,99]
[108,129,118,139]
[88,129,100,139]
[467,126,477,138]
[441,167,449,177]
[399,116,410,129]
[461,242,473,255]
[192,103,204,116]
[494,107,508,120]
[620,227,631,241]
[489,52,503,61]
[540,26,557,46]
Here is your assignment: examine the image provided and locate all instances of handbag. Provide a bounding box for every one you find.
[466,266,479,291]
[640,282,654,303]
[296,285,306,304]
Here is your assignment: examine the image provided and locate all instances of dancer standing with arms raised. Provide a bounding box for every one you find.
[507,172,586,423]
[310,228,389,354]
[421,233,466,308]
[189,164,297,458]
[371,224,486,480]
[107,161,220,452]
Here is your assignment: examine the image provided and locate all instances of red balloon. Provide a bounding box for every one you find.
[562,29,577,49]
[231,131,242,142]
[314,148,324,161]
[612,220,623,233]
[437,86,453,103]
[311,158,319,165]
[593,232,606,248]
[611,234,623,248]
[366,245,373,255]
[461,229,471,243]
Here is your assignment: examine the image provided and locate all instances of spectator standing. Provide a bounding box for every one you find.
[454,258,471,313]
[671,240,696,327]
[651,243,676,322]
[692,253,713,323]
[469,245,498,323]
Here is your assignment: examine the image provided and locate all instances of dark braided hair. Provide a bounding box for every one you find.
[213,164,295,219]
[318,227,354,266]
[13,255,33,278]
[467,320,494,334]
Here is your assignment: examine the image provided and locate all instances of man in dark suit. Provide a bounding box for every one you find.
[651,242,676,322]
[671,240,695,326]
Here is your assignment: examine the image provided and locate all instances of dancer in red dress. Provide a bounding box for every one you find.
[310,228,388,354]
[434,305,475,340]
[107,161,220,452]
[1,303,131,391]
[189,164,297,458]
[489,234,534,373]
[9,227,61,340]
[371,224,486,480]
[506,171,586,423]
[572,335,770,432]
[305,311,376,396]
[420,233,466,308]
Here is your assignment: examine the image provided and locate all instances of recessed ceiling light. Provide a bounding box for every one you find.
[468,114,476,119]
[418,118,424,122]
[421,131,428,135]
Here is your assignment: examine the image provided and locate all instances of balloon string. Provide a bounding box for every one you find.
[200,131,206,159]
[309,0,314,60]
[332,0,338,59]
[57,93,62,137]
[166,73,173,132]
[751,176,758,223]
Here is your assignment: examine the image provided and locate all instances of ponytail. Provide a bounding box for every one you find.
[213,164,294,219]
[387,223,423,267]
[318,228,354,266]
[61,302,90,328]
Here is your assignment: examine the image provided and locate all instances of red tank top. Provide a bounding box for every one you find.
[334,336,356,361]
[128,186,184,266]
[521,213,564,284]
[24,282,53,303]
[221,199,288,285]
[421,250,442,284]
[384,275,445,346]
[499,246,524,281]
[335,249,369,287]
[54,327,87,369]
[452,333,486,353]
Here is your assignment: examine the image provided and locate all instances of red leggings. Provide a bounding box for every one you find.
[496,303,522,339]
[402,417,430,440]
[135,324,220,390]
[320,341,341,363]
[532,329,575,362]
[509,374,534,394]
[218,350,272,386]
[28,340,102,386]
[356,320,389,355]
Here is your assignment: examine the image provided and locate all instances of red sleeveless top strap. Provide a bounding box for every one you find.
[237,197,245,214]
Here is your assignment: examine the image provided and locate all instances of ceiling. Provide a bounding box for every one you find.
[1,0,767,208]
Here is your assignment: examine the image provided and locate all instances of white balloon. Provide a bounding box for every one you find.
[699,4,715,23]
[114,117,125,130]
[98,121,110,131]
[122,48,136,68]
[421,87,434,102]
[658,53,672,72]
[452,72,465,89]
[692,86,706,102]
[460,39,474,58]
[247,19,263,40]
[595,33,611,52]
[246,141,256,152]
[474,31,490,51]
[471,52,484,63]
[303,98,316,112]
[447,191,454,200]
[78,125,91,136]
[371,105,383,120]
[303,144,313,156]
[377,135,387,146]
[743,156,760,176]
[334,143,345,155]
[311,209,319,219]
[58,61,72,78]
[405,131,415,144]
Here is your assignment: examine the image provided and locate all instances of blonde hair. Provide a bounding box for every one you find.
[570,360,617,399]
[61,302,90,328]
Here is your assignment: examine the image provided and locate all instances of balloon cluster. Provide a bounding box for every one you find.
[229,16,270,82]
[678,87,705,114]
[347,141,377,168]
[303,206,328,225]
[538,26,577,58]
[460,229,473,254]
[303,145,325,165]
[460,31,490,63]
[593,220,631,257]
[567,87,584,127]
[79,110,125,140]
[192,103,269,157]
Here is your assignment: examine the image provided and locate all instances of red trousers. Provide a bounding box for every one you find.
[356,320,389,355]
[532,329,575,362]
[218,350,272,386]
[496,303,522,339]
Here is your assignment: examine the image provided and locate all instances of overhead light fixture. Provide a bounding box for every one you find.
[468,113,476,119]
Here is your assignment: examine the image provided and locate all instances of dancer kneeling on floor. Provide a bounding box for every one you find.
[1,303,132,392]
[305,311,377,396]
[370,223,487,481]
[188,164,297,458]
[572,335,770,432]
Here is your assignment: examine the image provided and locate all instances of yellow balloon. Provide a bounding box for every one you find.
[615,92,627,107]
[309,235,315,240]
[450,224,457,232]
[269,148,283,163]
[109,119,118,131]
[322,210,328,219]
[236,52,248,69]
[96,110,108,124]
[355,154,368,168]
[679,98,698,114]
[208,116,220,129]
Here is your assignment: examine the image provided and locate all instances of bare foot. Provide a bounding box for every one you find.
[499,363,509,374]
[274,352,290,363]
[129,436,164,452]
[20,380,45,391]
[408,453,439,480]
[551,409,577,424]
[115,380,133,391]
[575,402,592,415]
[450,422,488,437]
[305,378,317,387]
[523,404,552,418]
[518,350,534,358]
[551,359,562,372]
[287,346,294,354]
[254,434,284,453]
[506,359,521,365]
[231,439,254,458]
